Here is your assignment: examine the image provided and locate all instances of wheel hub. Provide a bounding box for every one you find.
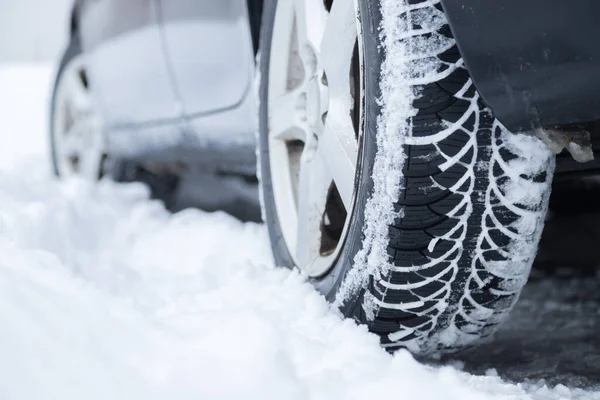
[306,73,329,133]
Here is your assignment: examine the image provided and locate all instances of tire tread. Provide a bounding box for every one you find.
[365,0,553,352]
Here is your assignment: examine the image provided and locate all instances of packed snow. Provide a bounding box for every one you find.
[0,64,599,399]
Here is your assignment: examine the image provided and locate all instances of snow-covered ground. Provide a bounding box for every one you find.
[0,64,599,399]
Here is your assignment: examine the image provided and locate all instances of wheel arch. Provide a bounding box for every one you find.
[441,0,600,133]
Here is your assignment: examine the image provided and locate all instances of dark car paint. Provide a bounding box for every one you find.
[441,0,600,134]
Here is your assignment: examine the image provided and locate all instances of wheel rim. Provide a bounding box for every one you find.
[267,0,362,277]
[53,56,104,180]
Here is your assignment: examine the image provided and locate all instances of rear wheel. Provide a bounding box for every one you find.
[50,37,105,180]
[258,0,555,353]
[50,37,181,206]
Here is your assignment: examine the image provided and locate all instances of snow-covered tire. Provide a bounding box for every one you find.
[258,0,555,353]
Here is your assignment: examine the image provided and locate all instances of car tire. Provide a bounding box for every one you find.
[258,0,555,353]
[49,36,94,177]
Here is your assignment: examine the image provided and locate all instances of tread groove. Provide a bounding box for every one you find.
[361,0,553,354]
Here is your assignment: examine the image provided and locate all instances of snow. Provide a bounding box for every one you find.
[334,0,414,317]
[0,64,599,400]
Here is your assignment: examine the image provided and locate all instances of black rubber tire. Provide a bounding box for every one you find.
[259,0,555,354]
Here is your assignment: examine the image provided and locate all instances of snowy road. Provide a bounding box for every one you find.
[1,64,599,400]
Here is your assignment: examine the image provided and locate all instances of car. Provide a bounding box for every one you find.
[51,0,600,354]
[50,0,263,212]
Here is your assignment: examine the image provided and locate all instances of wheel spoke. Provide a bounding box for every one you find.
[268,88,308,142]
[78,116,104,179]
[318,0,359,211]
[270,0,303,97]
[320,118,358,210]
[295,145,331,267]
[292,0,328,63]
[61,121,86,157]
[267,0,361,277]
[64,64,92,111]
[78,144,102,179]
[320,0,357,106]
[268,138,300,255]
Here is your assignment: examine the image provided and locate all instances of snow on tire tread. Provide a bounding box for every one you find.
[339,0,554,354]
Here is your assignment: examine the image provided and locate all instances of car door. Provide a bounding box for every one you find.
[157,0,255,117]
[77,0,181,128]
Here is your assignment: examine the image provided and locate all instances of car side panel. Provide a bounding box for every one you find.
[158,0,254,117]
[441,0,600,132]
[78,0,181,127]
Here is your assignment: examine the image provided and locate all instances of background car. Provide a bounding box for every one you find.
[52,0,600,355]
[50,0,262,218]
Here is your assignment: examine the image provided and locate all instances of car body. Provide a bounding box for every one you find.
[70,0,260,175]
[443,0,600,175]
[65,0,600,178]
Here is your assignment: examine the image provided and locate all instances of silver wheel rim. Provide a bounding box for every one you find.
[53,55,104,180]
[268,0,362,277]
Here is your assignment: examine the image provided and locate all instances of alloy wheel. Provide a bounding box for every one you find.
[267,0,363,277]
[52,56,105,180]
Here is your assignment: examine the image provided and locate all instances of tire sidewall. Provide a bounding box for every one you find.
[259,0,384,316]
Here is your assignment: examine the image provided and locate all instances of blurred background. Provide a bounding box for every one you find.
[0,0,72,63]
